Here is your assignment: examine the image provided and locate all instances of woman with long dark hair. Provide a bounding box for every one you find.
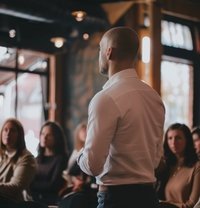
[157,123,200,208]
[30,121,69,206]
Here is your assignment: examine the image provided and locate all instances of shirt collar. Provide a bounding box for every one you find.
[103,68,138,90]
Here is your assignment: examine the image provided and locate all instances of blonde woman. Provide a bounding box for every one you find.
[0,118,36,206]
[68,122,87,171]
[61,121,87,194]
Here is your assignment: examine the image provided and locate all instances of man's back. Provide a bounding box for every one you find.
[93,69,165,185]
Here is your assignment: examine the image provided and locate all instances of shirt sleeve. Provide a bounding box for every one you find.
[77,91,120,176]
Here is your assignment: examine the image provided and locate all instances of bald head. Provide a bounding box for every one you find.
[99,26,139,77]
[103,26,139,60]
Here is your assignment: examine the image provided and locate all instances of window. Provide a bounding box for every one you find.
[0,47,49,156]
[161,61,193,129]
[161,17,195,129]
[161,20,193,50]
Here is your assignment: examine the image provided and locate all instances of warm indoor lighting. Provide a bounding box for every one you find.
[18,55,25,65]
[142,36,150,63]
[9,29,16,38]
[71,11,87,22]
[50,37,66,48]
[83,33,89,40]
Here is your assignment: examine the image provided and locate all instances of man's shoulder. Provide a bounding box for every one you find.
[91,90,111,105]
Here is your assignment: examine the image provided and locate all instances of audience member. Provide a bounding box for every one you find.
[156,123,200,208]
[59,161,98,208]
[62,121,87,191]
[30,121,69,206]
[0,118,36,207]
[77,26,165,208]
[59,121,98,208]
[192,127,200,159]
[192,127,200,208]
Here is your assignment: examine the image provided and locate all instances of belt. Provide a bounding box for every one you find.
[99,183,154,192]
[99,185,108,192]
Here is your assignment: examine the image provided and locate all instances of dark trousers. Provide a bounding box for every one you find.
[97,184,159,208]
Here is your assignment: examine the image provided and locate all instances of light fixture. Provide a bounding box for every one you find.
[142,36,150,63]
[9,29,16,38]
[50,37,66,48]
[71,11,87,22]
[143,13,150,27]
[18,55,25,65]
[83,33,89,40]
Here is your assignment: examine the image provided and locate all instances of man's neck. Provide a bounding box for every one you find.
[108,61,133,79]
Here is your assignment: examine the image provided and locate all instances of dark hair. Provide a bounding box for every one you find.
[164,123,197,167]
[0,118,26,157]
[192,126,200,137]
[38,121,68,158]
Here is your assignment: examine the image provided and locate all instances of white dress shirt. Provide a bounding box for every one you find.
[78,68,165,186]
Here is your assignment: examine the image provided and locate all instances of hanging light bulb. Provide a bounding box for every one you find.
[83,33,89,40]
[50,37,66,48]
[9,29,16,38]
[71,11,87,22]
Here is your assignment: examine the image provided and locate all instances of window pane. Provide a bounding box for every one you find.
[0,47,48,72]
[161,61,193,129]
[161,20,193,50]
[17,73,45,156]
[0,72,45,156]
[0,47,16,68]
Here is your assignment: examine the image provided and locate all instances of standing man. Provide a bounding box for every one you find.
[77,27,165,208]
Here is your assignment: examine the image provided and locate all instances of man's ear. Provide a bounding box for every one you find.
[106,47,113,60]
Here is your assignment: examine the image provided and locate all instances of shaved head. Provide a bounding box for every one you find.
[102,27,139,60]
[99,26,139,77]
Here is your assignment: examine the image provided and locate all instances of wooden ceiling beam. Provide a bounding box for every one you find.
[162,0,200,21]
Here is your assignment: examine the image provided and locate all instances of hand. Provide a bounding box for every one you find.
[72,176,84,192]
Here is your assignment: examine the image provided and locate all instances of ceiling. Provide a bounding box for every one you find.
[0,0,199,54]
[0,0,199,87]
[0,0,125,53]
[0,0,127,87]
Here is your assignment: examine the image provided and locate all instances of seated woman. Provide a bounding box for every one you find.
[30,121,69,206]
[0,118,36,206]
[156,123,200,208]
[62,121,87,190]
[59,121,98,208]
[192,126,200,159]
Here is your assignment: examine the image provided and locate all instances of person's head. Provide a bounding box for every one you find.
[38,121,68,156]
[99,26,139,77]
[163,123,197,166]
[74,121,87,151]
[192,127,200,157]
[0,118,26,153]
